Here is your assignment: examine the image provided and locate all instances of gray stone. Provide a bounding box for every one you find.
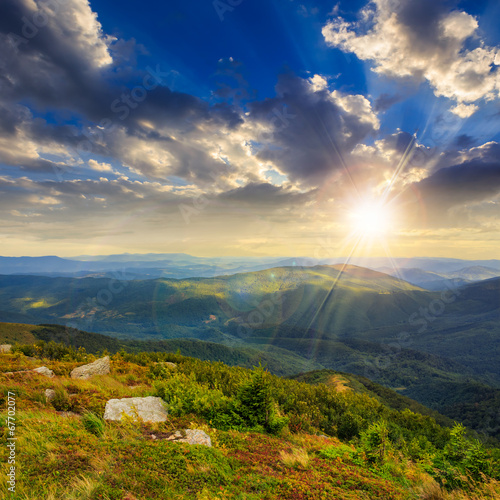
[71,356,110,380]
[167,429,212,447]
[32,366,55,378]
[0,344,12,353]
[163,362,177,369]
[56,411,79,418]
[103,396,168,423]
[45,389,56,401]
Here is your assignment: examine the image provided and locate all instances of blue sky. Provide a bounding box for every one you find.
[1,0,500,258]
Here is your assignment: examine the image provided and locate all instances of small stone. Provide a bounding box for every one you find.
[0,344,12,353]
[57,411,78,418]
[32,366,55,378]
[71,356,110,380]
[103,396,168,423]
[45,389,56,401]
[166,429,212,447]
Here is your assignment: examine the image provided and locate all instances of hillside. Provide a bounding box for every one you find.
[0,270,498,440]
[2,322,500,443]
[0,322,322,377]
[0,265,428,338]
[1,346,499,499]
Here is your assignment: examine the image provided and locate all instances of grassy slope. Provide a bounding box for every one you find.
[1,352,499,499]
[0,322,320,377]
[2,321,500,441]
[0,322,454,421]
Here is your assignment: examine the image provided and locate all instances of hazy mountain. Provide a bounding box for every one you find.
[446,266,500,281]
[374,265,500,290]
[1,254,500,281]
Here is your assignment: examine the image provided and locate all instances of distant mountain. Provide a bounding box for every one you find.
[374,265,500,290]
[1,254,500,281]
[375,266,459,291]
[446,266,500,281]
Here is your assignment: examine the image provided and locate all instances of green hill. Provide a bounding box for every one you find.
[1,346,499,499]
[0,269,498,441]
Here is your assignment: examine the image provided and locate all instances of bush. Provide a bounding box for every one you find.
[432,423,496,489]
[237,367,288,435]
[359,421,391,464]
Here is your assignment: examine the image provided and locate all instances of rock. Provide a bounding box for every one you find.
[163,362,177,369]
[32,366,55,378]
[0,344,12,353]
[70,356,110,380]
[167,429,212,447]
[45,389,56,401]
[103,396,168,423]
[56,411,79,418]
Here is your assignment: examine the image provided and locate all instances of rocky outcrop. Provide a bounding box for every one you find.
[32,366,55,377]
[0,344,12,353]
[70,356,110,380]
[103,396,168,423]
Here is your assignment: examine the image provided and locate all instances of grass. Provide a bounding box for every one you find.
[0,351,499,499]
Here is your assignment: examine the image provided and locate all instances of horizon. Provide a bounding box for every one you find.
[2,252,500,263]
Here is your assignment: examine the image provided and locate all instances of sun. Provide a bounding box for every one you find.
[350,201,393,237]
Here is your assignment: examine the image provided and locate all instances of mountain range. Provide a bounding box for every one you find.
[1,254,499,288]
[0,259,499,440]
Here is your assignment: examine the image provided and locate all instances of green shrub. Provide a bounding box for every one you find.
[359,420,391,464]
[237,367,288,435]
[433,423,496,489]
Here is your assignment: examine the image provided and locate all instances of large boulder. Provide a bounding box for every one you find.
[103,396,168,423]
[32,366,55,378]
[71,356,110,380]
[0,344,12,353]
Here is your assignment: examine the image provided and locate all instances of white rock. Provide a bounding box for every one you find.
[0,344,12,353]
[103,396,168,423]
[32,366,55,378]
[71,356,110,380]
[167,429,212,447]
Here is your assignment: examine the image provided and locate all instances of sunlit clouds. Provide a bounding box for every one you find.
[0,0,499,258]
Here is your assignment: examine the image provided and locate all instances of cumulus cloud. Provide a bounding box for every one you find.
[0,0,116,116]
[409,142,500,215]
[322,0,500,115]
[248,73,379,186]
[88,160,113,172]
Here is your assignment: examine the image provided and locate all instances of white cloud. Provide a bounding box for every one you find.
[28,0,114,69]
[322,0,500,116]
[88,159,113,172]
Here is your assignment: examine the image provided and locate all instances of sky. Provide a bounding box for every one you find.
[1,0,500,259]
